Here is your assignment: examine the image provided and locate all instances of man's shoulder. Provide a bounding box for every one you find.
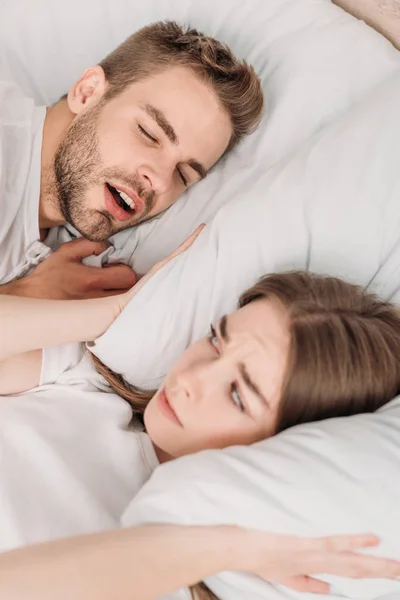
[0,80,37,127]
[0,80,45,285]
[0,80,40,178]
[0,80,42,204]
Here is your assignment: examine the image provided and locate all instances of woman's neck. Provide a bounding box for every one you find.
[152,442,173,464]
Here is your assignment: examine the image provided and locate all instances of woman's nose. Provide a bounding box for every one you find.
[172,359,231,404]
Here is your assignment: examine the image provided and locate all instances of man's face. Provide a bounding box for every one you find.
[54,66,232,241]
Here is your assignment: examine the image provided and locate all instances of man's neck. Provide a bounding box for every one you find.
[39,100,73,230]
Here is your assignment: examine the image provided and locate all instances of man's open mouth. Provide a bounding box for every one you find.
[106,183,136,214]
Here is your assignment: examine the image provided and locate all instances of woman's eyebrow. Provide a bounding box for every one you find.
[239,362,270,409]
[219,315,271,408]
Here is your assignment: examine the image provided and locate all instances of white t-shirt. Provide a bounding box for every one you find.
[0,353,159,552]
[2,354,192,599]
[0,81,49,284]
[40,342,86,385]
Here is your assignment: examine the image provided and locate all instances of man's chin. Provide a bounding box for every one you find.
[80,230,110,242]
[69,223,112,242]
[68,212,114,242]
[68,209,153,241]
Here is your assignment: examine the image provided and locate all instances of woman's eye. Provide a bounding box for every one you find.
[177,168,188,187]
[138,124,158,143]
[230,382,245,413]
[209,323,219,351]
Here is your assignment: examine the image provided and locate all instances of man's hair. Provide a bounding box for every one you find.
[98,21,263,151]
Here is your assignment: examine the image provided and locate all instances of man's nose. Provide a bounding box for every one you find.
[137,162,173,195]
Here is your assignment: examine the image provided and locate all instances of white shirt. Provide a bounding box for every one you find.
[40,342,86,385]
[0,353,159,552]
[2,353,192,599]
[0,81,49,284]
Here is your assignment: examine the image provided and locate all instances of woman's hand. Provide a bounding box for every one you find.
[109,224,205,321]
[240,530,400,594]
[1,524,399,600]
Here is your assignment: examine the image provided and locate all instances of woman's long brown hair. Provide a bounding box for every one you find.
[239,271,400,432]
[91,356,153,424]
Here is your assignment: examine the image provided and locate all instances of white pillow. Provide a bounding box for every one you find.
[1,0,399,275]
[122,397,400,600]
[92,70,400,388]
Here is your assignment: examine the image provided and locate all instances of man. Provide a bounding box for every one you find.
[0,21,263,300]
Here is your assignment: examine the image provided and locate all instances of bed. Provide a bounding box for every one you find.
[1,1,400,599]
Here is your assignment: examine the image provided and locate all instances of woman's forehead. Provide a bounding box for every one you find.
[228,298,289,340]
[225,300,290,404]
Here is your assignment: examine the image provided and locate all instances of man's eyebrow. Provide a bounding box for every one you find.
[141,104,208,181]
[239,362,270,409]
[219,314,229,342]
[142,103,178,145]
[187,159,207,181]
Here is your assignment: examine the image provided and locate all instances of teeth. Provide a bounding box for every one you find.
[116,189,135,210]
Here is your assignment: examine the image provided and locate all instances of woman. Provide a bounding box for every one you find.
[95,267,400,456]
[1,228,400,599]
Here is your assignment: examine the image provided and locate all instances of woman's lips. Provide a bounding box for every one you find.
[157,388,183,427]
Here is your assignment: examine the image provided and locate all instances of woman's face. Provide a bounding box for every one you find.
[144,298,290,459]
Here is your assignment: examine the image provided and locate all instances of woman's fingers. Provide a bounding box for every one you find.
[161,224,205,262]
[282,575,330,594]
[250,531,400,586]
[323,552,400,579]
[318,533,380,554]
[305,534,400,579]
[147,223,205,277]
[121,224,206,306]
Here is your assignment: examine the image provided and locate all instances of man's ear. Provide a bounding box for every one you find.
[67,66,107,116]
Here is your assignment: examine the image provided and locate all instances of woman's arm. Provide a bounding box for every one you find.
[0,227,204,365]
[0,350,44,394]
[0,525,241,600]
[0,525,399,600]
[0,294,120,362]
[0,294,121,394]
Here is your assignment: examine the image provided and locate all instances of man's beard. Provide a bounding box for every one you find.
[53,102,155,241]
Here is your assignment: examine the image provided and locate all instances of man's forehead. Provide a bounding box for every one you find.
[119,69,232,165]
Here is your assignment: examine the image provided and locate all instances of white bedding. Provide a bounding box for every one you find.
[2,2,400,600]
